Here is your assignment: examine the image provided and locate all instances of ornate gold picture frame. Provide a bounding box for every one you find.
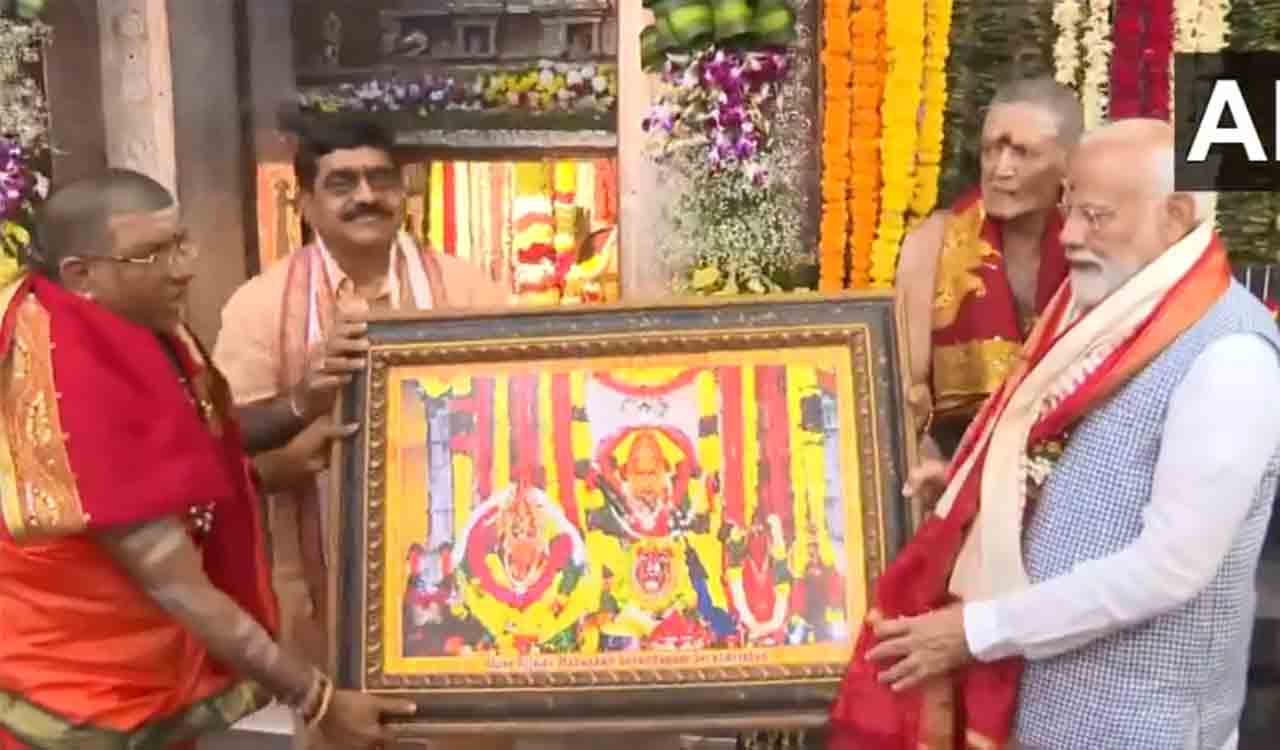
[333,292,914,735]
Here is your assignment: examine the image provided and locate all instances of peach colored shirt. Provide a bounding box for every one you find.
[210,242,510,685]
[212,246,507,406]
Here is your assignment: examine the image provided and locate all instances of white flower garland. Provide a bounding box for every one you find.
[1052,0,1084,87]
[1194,0,1230,52]
[1079,0,1112,128]
[1175,0,1230,52]
[1175,0,1201,50]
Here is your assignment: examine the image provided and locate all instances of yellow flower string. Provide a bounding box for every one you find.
[847,0,885,288]
[819,0,854,291]
[552,160,578,278]
[869,0,926,288]
[909,0,953,222]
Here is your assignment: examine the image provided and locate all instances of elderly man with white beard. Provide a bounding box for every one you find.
[827,118,1280,750]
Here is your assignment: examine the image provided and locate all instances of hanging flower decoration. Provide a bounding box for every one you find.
[298,62,619,117]
[1080,0,1112,127]
[644,48,791,187]
[868,0,925,288]
[910,0,954,222]
[1053,0,1084,86]
[1144,0,1174,120]
[847,0,885,289]
[1111,0,1174,120]
[0,16,50,283]
[1110,0,1143,119]
[1192,0,1231,52]
[817,0,852,291]
[648,0,812,298]
[646,48,797,293]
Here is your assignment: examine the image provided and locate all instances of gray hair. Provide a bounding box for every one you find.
[988,76,1085,148]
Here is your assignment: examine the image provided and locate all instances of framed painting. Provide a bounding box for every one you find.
[332,292,916,735]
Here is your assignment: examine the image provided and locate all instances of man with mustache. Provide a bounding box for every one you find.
[829,119,1280,749]
[0,169,416,750]
[214,117,510,750]
[895,76,1079,484]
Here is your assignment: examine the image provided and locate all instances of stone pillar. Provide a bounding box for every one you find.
[96,0,177,193]
[616,0,668,302]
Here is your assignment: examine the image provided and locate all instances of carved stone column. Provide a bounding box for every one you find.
[96,0,177,193]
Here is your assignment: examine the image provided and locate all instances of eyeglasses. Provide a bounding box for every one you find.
[1058,200,1116,233]
[71,238,199,270]
[321,167,403,197]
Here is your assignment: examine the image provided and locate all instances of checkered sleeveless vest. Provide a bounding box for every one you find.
[1013,282,1280,750]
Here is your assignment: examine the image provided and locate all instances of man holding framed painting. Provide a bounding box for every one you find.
[214,117,512,750]
[0,170,415,750]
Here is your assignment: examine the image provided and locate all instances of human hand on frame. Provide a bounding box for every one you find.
[255,419,359,491]
[319,690,418,750]
[291,311,371,422]
[903,442,948,512]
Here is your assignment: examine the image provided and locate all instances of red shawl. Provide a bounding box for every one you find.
[0,274,278,641]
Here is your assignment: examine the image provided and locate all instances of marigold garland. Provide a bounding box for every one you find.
[910,0,953,221]
[818,0,853,291]
[847,0,885,288]
[868,0,925,288]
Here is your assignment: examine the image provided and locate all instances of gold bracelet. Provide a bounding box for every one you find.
[306,676,335,730]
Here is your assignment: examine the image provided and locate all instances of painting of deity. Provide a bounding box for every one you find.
[333,293,914,734]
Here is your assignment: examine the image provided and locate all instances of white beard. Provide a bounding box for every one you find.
[1069,257,1140,311]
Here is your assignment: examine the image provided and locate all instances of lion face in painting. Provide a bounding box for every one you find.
[633,546,673,597]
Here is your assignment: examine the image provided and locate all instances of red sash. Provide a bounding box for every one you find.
[0,275,277,639]
[930,187,1069,420]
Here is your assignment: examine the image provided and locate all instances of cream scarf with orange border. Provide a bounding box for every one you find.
[940,217,1216,601]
